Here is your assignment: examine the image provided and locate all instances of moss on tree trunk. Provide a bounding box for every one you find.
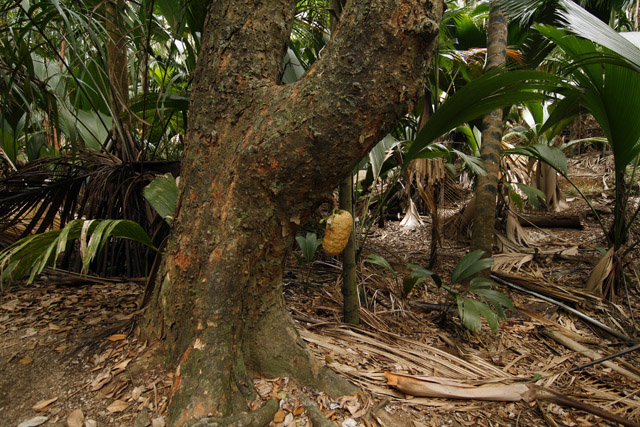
[141,0,443,424]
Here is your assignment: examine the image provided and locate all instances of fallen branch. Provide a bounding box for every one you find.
[491,274,633,342]
[543,329,640,382]
[569,342,640,373]
[518,214,583,229]
[385,373,640,427]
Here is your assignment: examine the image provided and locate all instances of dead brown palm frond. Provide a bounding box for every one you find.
[402,158,446,266]
[492,252,534,272]
[0,156,92,243]
[0,153,174,277]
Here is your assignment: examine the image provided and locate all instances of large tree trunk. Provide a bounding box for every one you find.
[470,2,507,267]
[142,0,443,425]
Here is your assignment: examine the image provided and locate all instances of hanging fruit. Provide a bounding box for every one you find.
[322,209,353,256]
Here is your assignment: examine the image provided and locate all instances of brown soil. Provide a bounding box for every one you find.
[1,153,640,427]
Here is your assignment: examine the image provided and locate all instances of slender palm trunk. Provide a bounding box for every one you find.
[330,0,359,326]
[470,2,507,268]
[105,0,135,160]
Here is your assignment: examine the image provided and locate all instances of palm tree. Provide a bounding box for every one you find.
[499,0,640,298]
[470,1,508,268]
[539,1,640,298]
[0,0,196,276]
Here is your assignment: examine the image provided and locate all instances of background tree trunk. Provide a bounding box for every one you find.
[141,0,443,424]
[330,0,359,326]
[470,2,507,268]
[104,0,135,161]
[339,177,359,325]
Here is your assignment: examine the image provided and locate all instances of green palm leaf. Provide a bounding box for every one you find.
[537,25,640,172]
[405,69,565,166]
[0,219,157,289]
[559,0,640,71]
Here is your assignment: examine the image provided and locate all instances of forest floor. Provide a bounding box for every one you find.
[1,152,640,427]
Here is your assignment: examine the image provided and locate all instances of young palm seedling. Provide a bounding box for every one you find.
[294,232,322,285]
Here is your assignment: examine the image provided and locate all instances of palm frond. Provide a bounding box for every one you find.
[0,218,157,289]
[559,0,640,71]
[406,69,565,166]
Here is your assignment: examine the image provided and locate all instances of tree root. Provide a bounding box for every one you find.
[187,399,279,427]
[365,398,389,423]
[298,395,339,427]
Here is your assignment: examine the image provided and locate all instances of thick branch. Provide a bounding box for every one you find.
[253,0,443,211]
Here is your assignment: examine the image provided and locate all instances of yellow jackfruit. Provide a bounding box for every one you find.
[322,210,353,256]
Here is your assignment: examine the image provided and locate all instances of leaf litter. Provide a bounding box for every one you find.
[0,153,639,426]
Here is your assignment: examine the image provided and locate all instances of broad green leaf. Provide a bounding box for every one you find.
[515,183,546,209]
[451,250,493,284]
[504,144,567,175]
[456,125,480,156]
[369,135,400,183]
[74,109,111,151]
[559,0,640,71]
[365,254,397,280]
[452,148,487,177]
[531,145,567,175]
[509,189,523,211]
[144,174,179,224]
[458,296,502,332]
[537,24,640,174]
[471,288,515,311]
[458,296,481,332]
[468,276,496,290]
[0,219,157,289]
[407,264,442,287]
[405,69,565,167]
[295,233,321,264]
[26,132,46,161]
[402,275,424,298]
[474,298,501,332]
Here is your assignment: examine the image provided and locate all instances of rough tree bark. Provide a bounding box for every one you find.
[141,0,443,425]
[330,0,359,326]
[470,2,507,267]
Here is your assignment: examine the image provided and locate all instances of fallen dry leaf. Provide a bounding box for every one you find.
[273,409,286,423]
[385,372,531,401]
[16,416,48,427]
[1,299,19,311]
[19,356,33,365]
[112,358,131,371]
[283,412,295,426]
[106,334,126,341]
[151,417,166,427]
[337,393,362,416]
[131,386,143,401]
[20,328,38,338]
[66,408,84,427]
[90,370,112,391]
[106,399,130,413]
[32,397,58,411]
